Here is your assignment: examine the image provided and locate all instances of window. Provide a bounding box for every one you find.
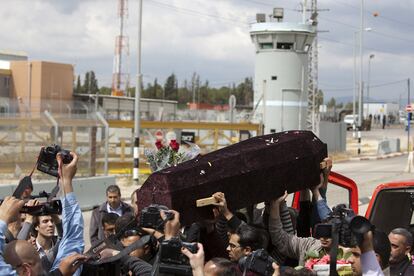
[271,76,277,80]
[4,77,10,88]
[277,42,294,50]
[260,43,273,49]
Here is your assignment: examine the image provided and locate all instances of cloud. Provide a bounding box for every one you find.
[0,0,413,101]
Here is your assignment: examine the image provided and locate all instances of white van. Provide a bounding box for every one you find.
[343,114,359,130]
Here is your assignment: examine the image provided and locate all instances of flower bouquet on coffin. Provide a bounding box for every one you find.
[303,248,353,276]
[144,135,200,172]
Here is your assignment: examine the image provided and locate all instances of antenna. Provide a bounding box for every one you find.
[112,0,130,96]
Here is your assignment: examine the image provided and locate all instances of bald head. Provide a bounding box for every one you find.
[4,240,41,276]
[204,258,237,276]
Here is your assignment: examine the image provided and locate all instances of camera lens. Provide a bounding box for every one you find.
[350,216,371,234]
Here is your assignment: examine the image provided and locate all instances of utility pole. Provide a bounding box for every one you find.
[357,0,364,155]
[352,32,357,138]
[133,0,143,184]
[406,78,413,172]
[305,0,327,132]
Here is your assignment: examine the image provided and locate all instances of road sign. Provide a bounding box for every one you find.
[181,131,195,143]
[406,104,413,112]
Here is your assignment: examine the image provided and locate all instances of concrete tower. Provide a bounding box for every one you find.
[250,8,315,134]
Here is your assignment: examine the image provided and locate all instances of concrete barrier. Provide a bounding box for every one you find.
[318,122,347,152]
[0,176,116,211]
[377,138,400,155]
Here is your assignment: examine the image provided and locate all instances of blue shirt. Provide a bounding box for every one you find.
[51,192,85,275]
[0,192,84,276]
[0,220,17,275]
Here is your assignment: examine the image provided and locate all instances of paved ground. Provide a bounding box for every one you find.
[346,124,410,156]
[329,154,413,215]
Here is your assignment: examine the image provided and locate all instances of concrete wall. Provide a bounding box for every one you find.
[318,121,347,152]
[0,176,116,211]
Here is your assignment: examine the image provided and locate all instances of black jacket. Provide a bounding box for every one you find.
[390,256,414,276]
[89,201,133,245]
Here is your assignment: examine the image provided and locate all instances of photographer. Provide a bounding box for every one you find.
[100,212,118,241]
[0,196,42,275]
[115,214,157,264]
[48,152,85,275]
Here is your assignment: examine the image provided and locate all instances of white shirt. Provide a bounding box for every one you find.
[35,238,54,260]
[106,202,123,216]
[361,250,384,276]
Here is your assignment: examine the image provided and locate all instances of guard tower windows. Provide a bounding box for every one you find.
[260,43,274,49]
[277,42,294,50]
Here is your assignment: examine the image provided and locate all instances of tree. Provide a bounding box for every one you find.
[199,80,209,103]
[74,75,82,94]
[327,97,336,108]
[164,73,178,101]
[82,72,90,94]
[99,86,112,95]
[190,72,200,104]
[89,71,99,94]
[315,89,324,107]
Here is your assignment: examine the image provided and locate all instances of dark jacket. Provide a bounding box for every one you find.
[390,256,414,276]
[89,201,133,245]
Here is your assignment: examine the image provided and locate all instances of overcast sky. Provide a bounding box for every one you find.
[1,0,414,103]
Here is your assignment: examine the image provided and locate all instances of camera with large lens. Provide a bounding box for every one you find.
[158,238,197,275]
[37,144,73,177]
[140,204,174,231]
[238,249,275,276]
[315,204,373,248]
[20,199,62,216]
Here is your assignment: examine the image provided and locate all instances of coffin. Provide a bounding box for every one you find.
[137,130,327,225]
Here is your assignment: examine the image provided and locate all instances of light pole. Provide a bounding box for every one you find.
[353,27,371,139]
[367,54,375,118]
[358,0,364,130]
[356,0,365,155]
[133,0,143,185]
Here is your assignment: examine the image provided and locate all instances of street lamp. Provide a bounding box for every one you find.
[353,27,371,137]
[133,0,143,184]
[367,54,375,118]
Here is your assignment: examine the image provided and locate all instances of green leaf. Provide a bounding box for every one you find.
[305,250,320,259]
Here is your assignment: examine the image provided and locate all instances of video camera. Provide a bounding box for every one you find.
[37,144,73,177]
[20,199,62,216]
[0,196,62,216]
[158,238,197,275]
[140,204,174,231]
[238,249,275,276]
[315,204,373,248]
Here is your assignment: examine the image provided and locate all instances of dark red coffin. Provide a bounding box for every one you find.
[137,130,327,225]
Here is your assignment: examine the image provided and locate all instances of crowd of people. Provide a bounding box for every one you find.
[0,154,413,276]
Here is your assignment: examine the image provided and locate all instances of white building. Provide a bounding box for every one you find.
[250,9,315,134]
[363,102,399,118]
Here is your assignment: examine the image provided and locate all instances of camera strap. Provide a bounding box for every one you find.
[12,176,33,198]
[329,221,340,276]
[12,153,42,199]
[87,235,151,265]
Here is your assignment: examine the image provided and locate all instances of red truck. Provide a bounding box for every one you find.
[292,171,414,233]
